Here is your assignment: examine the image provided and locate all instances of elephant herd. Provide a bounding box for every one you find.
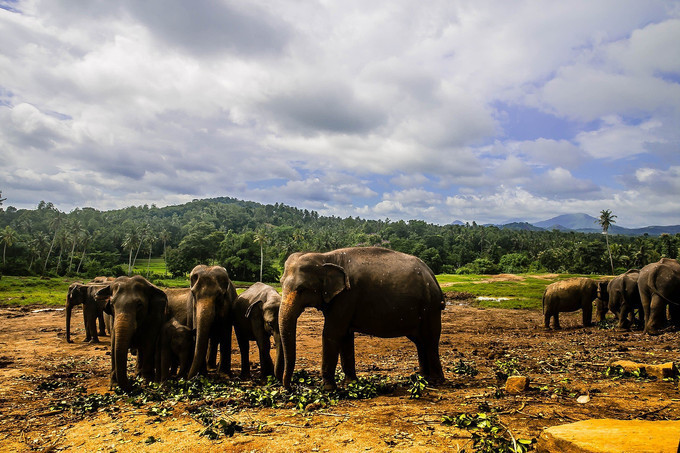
[65,247,446,392]
[65,250,679,393]
[543,257,680,335]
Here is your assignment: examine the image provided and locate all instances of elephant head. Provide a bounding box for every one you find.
[97,275,167,391]
[279,253,350,388]
[187,265,236,378]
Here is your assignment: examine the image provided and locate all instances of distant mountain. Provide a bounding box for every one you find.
[534,213,600,231]
[497,222,544,231]
[496,213,680,236]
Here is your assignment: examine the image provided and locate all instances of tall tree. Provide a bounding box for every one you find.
[597,209,617,274]
[159,229,170,277]
[145,233,156,277]
[67,219,84,274]
[253,228,268,282]
[1,225,17,266]
[122,231,139,275]
[43,214,63,274]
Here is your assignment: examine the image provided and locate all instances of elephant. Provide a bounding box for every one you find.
[97,275,167,391]
[232,282,283,380]
[639,258,680,335]
[185,265,237,378]
[279,247,445,390]
[601,270,643,330]
[156,317,194,382]
[65,282,110,343]
[543,277,599,329]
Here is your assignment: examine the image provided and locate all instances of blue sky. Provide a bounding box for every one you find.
[1,1,679,227]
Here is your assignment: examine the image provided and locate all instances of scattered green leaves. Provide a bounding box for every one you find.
[442,412,535,452]
[451,359,479,377]
[407,373,428,399]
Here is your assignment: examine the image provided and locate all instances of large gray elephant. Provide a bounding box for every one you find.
[543,277,599,329]
[232,282,283,380]
[97,275,167,391]
[639,258,680,335]
[66,282,110,343]
[186,265,237,378]
[603,269,643,330]
[279,247,445,390]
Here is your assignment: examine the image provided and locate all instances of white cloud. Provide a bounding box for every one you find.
[0,1,679,228]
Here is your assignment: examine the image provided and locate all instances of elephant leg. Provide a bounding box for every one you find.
[236,333,251,379]
[217,327,232,375]
[408,335,428,376]
[582,300,593,327]
[339,333,357,383]
[255,335,274,379]
[544,311,551,329]
[552,313,561,330]
[97,311,106,337]
[321,335,341,391]
[83,309,92,342]
[422,321,444,384]
[207,338,218,370]
[669,303,680,330]
[645,295,667,335]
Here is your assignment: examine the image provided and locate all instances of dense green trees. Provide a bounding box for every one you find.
[0,196,678,281]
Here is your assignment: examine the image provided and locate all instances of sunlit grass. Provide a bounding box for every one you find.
[0,276,76,307]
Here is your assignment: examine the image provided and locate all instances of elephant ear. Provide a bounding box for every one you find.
[96,285,114,314]
[146,283,168,325]
[246,299,263,319]
[322,263,350,304]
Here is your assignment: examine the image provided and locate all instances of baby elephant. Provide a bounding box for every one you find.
[543,277,600,329]
[232,282,283,380]
[156,318,195,382]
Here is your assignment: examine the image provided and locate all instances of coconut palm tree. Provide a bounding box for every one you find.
[253,228,268,282]
[43,214,64,274]
[597,209,617,274]
[158,229,170,277]
[1,225,17,266]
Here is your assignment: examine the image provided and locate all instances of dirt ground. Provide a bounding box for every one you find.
[1,295,679,452]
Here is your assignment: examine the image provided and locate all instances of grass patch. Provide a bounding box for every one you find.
[437,273,606,310]
[0,276,76,307]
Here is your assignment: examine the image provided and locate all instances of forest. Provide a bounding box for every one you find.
[0,196,678,281]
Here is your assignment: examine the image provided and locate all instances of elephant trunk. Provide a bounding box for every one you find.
[279,293,304,389]
[273,331,284,382]
[188,301,215,378]
[114,314,135,391]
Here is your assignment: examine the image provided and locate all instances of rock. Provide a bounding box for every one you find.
[609,360,678,379]
[537,419,680,453]
[505,375,530,394]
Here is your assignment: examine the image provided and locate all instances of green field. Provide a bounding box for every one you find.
[0,272,606,309]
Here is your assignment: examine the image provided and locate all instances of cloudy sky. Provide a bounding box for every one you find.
[1,1,679,227]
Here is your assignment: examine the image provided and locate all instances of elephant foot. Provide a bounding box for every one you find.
[98,331,107,337]
[67,339,74,344]
[323,381,337,391]
[83,337,91,343]
[553,325,562,330]
[239,372,251,380]
[342,375,357,386]
[89,338,100,344]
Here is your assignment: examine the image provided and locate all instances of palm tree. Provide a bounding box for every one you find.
[158,229,170,277]
[145,234,156,277]
[76,230,92,274]
[253,229,268,282]
[43,214,63,274]
[122,231,139,275]
[597,209,617,274]
[1,226,17,266]
[67,220,84,274]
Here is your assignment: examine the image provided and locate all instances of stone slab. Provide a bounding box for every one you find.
[537,419,680,453]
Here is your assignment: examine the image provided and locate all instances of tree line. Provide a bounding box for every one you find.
[0,196,678,281]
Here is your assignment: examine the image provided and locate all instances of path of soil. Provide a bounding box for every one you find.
[0,300,678,452]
